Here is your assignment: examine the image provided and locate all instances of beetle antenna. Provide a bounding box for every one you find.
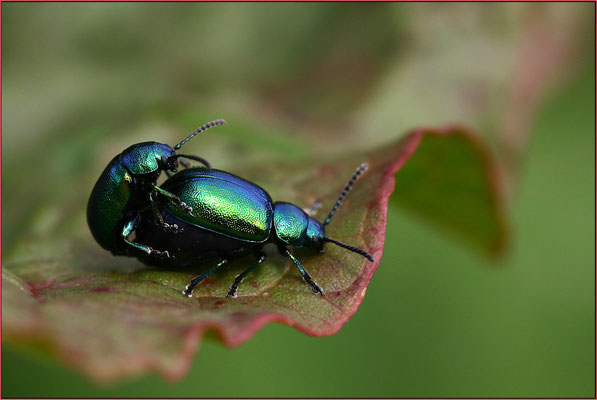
[323,163,368,226]
[322,237,374,262]
[174,119,227,150]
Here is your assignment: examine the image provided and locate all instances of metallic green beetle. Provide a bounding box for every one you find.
[133,164,374,298]
[87,119,226,257]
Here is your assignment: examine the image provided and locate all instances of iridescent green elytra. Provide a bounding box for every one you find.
[133,163,375,299]
[160,169,274,242]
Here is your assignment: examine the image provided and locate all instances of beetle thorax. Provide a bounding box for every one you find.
[272,202,324,249]
[121,142,177,175]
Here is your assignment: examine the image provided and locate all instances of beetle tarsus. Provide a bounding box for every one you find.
[162,222,180,233]
[182,285,194,297]
[150,248,171,259]
[182,259,228,298]
[178,202,194,217]
[309,281,325,296]
[225,253,267,299]
[284,248,325,297]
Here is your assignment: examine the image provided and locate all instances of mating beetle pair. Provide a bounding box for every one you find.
[87,120,373,298]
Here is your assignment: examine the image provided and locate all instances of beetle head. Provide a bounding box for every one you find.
[305,217,326,252]
[159,154,179,173]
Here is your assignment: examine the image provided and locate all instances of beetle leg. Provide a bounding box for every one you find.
[177,154,211,169]
[121,215,172,259]
[149,192,180,233]
[153,185,194,216]
[226,252,267,298]
[165,170,173,178]
[183,259,229,298]
[180,158,192,169]
[284,248,324,296]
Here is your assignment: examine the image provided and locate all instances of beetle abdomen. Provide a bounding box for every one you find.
[135,211,260,268]
[87,160,133,252]
[161,168,273,243]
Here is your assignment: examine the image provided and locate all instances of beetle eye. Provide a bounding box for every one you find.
[160,156,168,169]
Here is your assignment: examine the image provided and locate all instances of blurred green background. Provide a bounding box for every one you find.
[1,3,594,397]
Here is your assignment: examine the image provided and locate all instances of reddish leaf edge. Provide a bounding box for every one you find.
[3,125,506,383]
[169,125,506,382]
[140,125,505,382]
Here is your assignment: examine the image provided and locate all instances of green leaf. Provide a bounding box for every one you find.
[2,126,506,381]
[392,126,507,256]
